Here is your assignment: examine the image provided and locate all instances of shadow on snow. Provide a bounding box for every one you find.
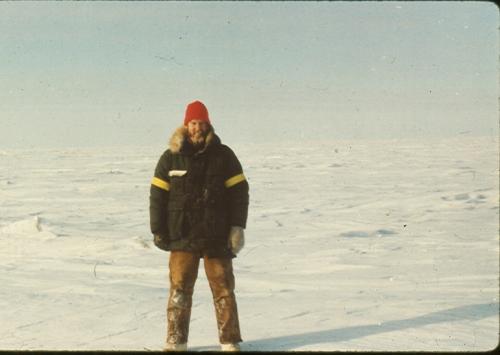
[241,302,498,351]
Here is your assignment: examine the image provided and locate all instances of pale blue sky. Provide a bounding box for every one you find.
[0,1,498,148]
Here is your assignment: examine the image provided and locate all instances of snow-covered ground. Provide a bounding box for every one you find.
[0,135,498,351]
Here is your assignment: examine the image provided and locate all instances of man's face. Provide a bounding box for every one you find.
[186,120,210,146]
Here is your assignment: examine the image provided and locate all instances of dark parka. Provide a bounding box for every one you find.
[149,126,249,258]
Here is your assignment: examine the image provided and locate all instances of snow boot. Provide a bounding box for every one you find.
[220,343,241,352]
[163,342,187,351]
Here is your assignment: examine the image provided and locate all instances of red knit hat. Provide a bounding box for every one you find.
[184,100,210,125]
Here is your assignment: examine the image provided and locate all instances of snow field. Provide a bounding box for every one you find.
[0,136,498,350]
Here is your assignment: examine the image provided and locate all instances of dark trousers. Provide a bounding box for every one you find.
[166,251,242,345]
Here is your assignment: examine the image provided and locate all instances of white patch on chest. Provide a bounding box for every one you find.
[168,170,187,177]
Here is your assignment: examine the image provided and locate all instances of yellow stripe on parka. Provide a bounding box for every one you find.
[151,177,170,191]
[224,173,246,188]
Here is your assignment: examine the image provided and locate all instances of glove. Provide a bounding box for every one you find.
[228,226,245,255]
[153,234,169,251]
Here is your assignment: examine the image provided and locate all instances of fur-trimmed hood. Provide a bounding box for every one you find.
[168,125,219,154]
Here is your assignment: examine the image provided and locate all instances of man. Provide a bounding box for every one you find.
[149,100,249,352]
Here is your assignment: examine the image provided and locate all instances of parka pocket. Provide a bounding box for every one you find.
[167,198,185,241]
[169,174,186,194]
[204,206,229,241]
[216,209,230,237]
[205,173,225,205]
